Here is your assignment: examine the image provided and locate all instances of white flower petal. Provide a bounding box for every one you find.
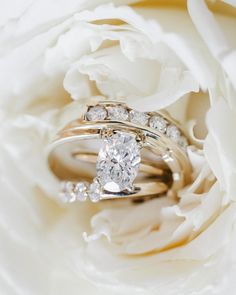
[205,100,236,201]
[188,0,236,89]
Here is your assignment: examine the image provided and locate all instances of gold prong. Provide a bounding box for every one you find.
[136,131,146,148]
[100,128,114,139]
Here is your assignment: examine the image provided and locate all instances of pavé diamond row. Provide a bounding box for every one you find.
[85,102,188,149]
[60,180,102,203]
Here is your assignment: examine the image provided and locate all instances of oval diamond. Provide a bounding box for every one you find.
[96,132,141,193]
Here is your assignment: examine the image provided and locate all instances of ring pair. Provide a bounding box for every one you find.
[48,101,191,203]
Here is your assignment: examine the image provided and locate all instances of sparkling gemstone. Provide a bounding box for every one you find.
[129,110,149,125]
[89,182,101,202]
[96,132,141,192]
[166,125,181,142]
[107,106,129,121]
[74,182,88,202]
[149,115,167,133]
[86,105,107,121]
[60,181,76,203]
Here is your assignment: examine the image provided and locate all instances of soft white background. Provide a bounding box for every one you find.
[1,1,236,294]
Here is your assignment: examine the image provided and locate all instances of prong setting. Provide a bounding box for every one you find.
[101,128,114,140]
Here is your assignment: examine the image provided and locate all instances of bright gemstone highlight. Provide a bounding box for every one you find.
[96,132,141,192]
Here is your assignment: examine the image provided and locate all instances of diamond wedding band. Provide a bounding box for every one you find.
[47,101,192,202]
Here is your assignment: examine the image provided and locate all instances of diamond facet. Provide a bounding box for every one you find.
[86,105,107,121]
[129,110,149,125]
[149,115,167,133]
[89,182,101,202]
[166,125,181,142]
[74,182,88,202]
[96,132,141,193]
[107,106,129,121]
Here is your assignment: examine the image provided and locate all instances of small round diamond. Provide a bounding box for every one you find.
[178,136,188,149]
[166,125,181,142]
[149,115,167,133]
[89,182,101,202]
[129,110,149,125]
[60,181,76,203]
[86,105,107,121]
[108,106,129,121]
[60,192,76,203]
[74,182,88,202]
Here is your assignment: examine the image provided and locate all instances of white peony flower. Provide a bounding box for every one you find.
[1,1,236,294]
